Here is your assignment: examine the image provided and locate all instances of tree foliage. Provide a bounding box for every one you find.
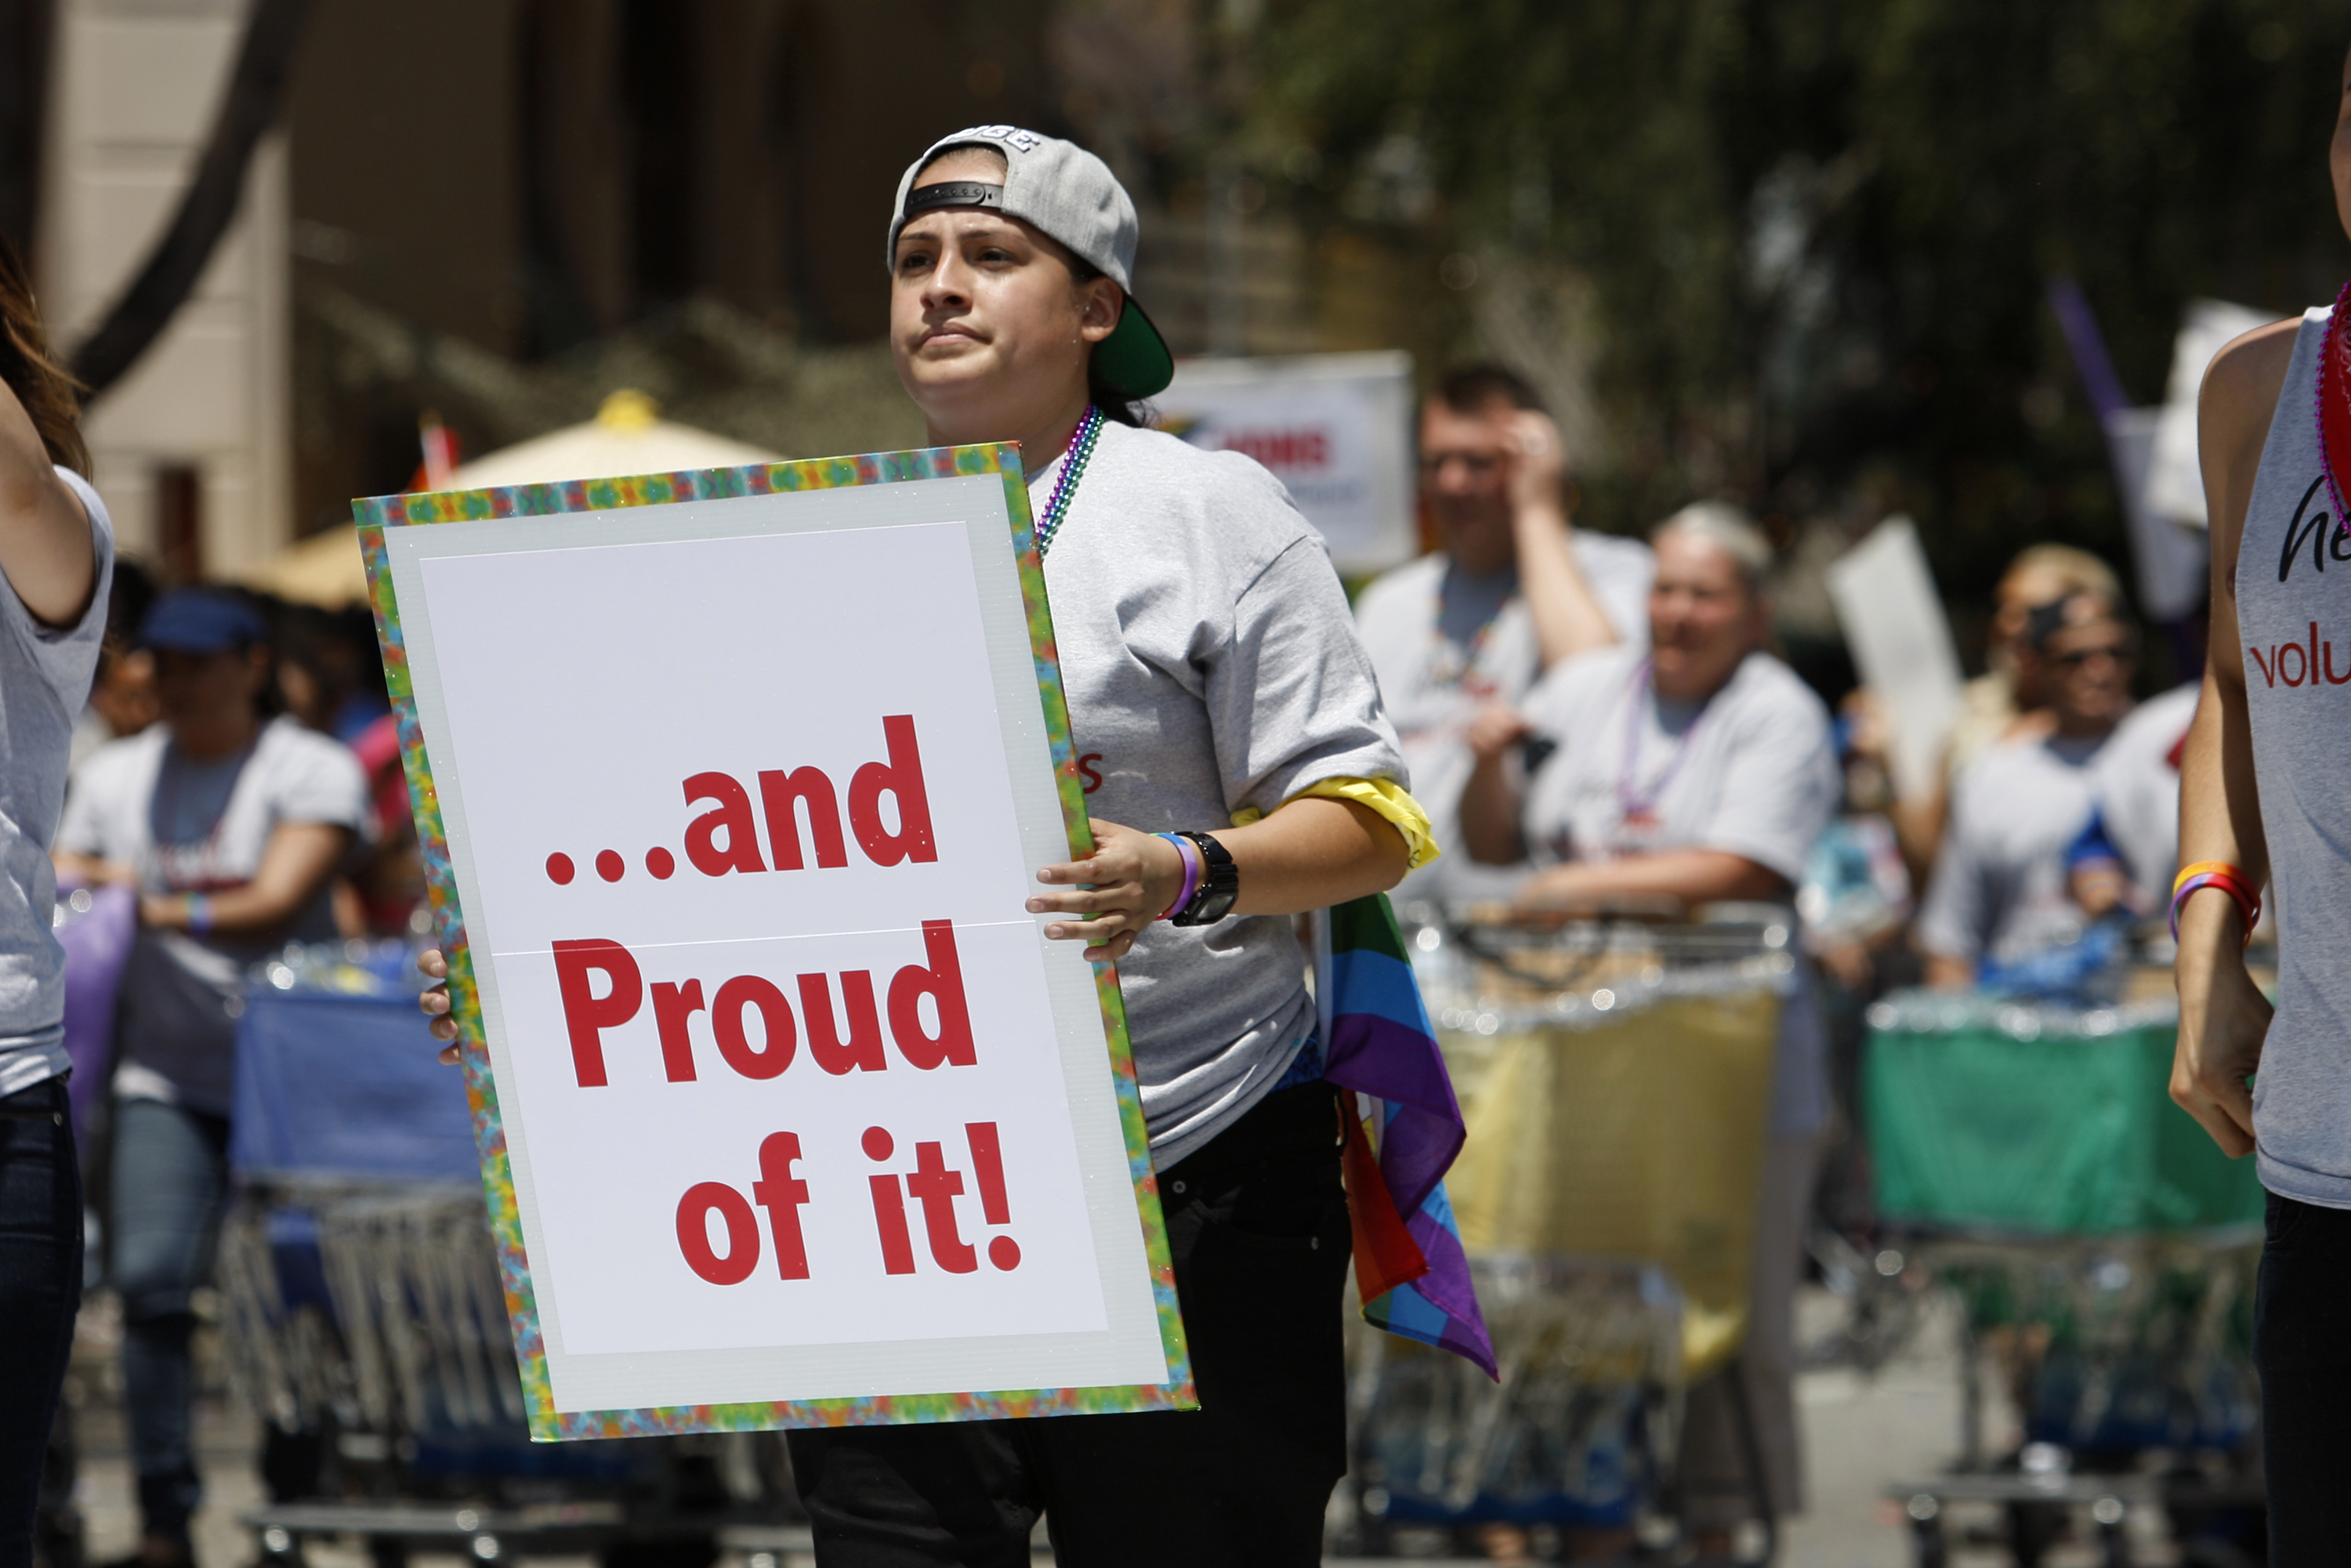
[1251,0,2351,607]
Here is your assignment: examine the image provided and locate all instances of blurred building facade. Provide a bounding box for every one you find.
[8,0,1418,572]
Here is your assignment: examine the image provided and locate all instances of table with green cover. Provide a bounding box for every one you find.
[1865,991,2263,1236]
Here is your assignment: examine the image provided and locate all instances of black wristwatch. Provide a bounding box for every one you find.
[1169,830,1240,926]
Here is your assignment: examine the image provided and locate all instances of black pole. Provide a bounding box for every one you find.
[67,0,310,397]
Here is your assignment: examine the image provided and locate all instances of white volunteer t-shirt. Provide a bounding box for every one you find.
[58,715,369,1113]
[1518,645,1839,1136]
[1355,534,1654,900]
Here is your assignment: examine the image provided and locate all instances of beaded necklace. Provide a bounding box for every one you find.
[2318,278,2351,528]
[1034,404,1105,558]
[1614,659,1712,829]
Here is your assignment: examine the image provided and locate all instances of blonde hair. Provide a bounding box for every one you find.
[2001,543,2120,605]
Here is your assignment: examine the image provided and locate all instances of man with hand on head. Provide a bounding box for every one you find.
[1356,365,1652,900]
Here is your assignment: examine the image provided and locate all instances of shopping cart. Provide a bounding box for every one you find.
[1342,904,1794,1557]
[1865,983,2266,1566]
[218,942,802,1567]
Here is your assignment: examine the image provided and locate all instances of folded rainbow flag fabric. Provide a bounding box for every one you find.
[1315,894,1494,1378]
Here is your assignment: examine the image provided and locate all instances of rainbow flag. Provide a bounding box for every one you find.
[1316,894,1494,1378]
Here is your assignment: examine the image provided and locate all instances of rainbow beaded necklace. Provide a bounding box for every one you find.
[1034,404,1106,558]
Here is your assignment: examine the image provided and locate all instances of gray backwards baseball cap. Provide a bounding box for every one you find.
[888,126,1174,400]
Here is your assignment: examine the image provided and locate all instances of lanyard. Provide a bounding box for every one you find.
[1614,660,1712,827]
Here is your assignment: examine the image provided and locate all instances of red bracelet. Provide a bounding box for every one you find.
[2170,861,2260,947]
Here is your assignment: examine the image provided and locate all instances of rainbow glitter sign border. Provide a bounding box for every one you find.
[353,442,1195,1439]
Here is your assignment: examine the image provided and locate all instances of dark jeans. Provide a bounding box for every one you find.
[0,1077,82,1568]
[109,1097,230,1549]
[2257,1190,2351,1562]
[788,1081,1353,1568]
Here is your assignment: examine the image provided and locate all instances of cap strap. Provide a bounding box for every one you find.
[903,180,1005,219]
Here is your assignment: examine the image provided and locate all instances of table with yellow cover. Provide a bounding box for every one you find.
[1345,908,1791,1536]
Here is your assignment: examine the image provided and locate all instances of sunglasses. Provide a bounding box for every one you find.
[2051,641,2134,668]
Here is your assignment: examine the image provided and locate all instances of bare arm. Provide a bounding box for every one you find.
[1503,411,1621,668]
[0,378,95,628]
[2170,319,2294,1158]
[1460,704,1533,864]
[1027,798,1410,962]
[1516,849,1787,911]
[139,821,354,937]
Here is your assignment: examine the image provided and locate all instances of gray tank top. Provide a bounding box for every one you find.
[2237,306,2351,1207]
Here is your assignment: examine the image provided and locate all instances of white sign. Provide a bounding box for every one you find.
[364,457,1186,1436]
[1155,351,1417,574]
[1826,516,1965,803]
[2146,299,2287,528]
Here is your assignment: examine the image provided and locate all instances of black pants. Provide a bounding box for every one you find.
[2258,1190,2351,1562]
[0,1077,82,1568]
[788,1081,1353,1567]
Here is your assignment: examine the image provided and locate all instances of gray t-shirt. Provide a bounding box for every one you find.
[1037,419,1407,1165]
[1355,538,1654,901]
[58,715,368,1113]
[2230,306,2351,1206]
[1915,731,2111,967]
[1519,646,1838,1136]
[0,468,115,1099]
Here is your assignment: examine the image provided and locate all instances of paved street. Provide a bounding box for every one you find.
[60,1287,2160,1568]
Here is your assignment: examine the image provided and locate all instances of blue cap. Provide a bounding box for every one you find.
[138,589,267,654]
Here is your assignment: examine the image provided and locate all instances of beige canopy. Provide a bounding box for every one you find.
[237,391,784,607]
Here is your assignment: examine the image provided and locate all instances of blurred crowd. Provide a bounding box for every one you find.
[48,567,423,1568]
[1357,364,2200,1548]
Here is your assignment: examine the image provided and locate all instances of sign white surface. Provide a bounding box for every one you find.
[1826,516,1965,802]
[1156,352,1417,574]
[378,473,1175,1421]
[2146,299,2286,528]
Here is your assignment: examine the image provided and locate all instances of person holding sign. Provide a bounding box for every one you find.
[422,128,1429,1565]
[0,230,114,1568]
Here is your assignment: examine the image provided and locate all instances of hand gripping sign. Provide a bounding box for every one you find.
[357,445,1192,1439]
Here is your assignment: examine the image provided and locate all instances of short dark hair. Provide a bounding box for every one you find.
[1436,364,1545,417]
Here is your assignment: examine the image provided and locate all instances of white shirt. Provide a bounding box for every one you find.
[1355,534,1654,900]
[58,715,369,1112]
[1518,646,1839,1136]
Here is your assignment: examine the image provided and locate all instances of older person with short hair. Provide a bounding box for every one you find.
[1460,502,1838,1546]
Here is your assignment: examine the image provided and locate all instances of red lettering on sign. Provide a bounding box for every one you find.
[905,1141,978,1273]
[1075,753,1103,793]
[849,715,938,867]
[889,920,976,1069]
[650,979,705,1082]
[752,1132,813,1280]
[759,766,847,871]
[683,772,768,876]
[712,974,796,1079]
[676,1181,760,1284]
[800,970,887,1074]
[552,938,642,1087]
[1223,428,1330,471]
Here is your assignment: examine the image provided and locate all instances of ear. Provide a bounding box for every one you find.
[1077,277,1124,346]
